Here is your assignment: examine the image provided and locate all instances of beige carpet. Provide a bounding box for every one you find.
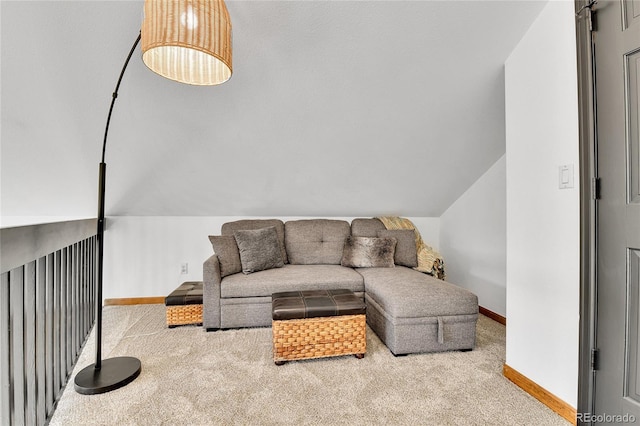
[50,305,568,425]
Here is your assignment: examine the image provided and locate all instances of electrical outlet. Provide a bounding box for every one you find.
[180,263,188,275]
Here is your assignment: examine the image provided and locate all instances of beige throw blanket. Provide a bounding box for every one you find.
[377,216,446,280]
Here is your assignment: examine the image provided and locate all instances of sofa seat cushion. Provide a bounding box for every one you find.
[357,266,477,319]
[220,264,364,298]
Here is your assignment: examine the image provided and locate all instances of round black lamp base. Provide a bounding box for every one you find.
[74,356,141,395]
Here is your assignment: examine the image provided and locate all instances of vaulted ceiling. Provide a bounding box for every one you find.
[1,0,547,219]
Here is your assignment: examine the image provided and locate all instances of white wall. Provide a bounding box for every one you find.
[1,1,548,222]
[505,0,579,408]
[440,155,506,316]
[103,216,440,300]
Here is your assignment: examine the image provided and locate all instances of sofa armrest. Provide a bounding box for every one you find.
[203,254,222,330]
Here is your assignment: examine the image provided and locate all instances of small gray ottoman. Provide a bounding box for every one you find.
[358,266,478,355]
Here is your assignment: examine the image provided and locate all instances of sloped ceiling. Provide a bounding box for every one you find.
[1,0,546,219]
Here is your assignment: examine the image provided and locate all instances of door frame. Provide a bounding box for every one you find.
[575,0,598,420]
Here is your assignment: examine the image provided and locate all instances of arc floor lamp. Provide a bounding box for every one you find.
[74,0,232,395]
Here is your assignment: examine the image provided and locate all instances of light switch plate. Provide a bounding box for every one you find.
[559,164,574,189]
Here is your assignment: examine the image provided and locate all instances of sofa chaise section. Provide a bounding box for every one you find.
[351,218,478,355]
[358,266,478,355]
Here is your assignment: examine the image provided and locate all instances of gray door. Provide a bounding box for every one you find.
[593,0,640,422]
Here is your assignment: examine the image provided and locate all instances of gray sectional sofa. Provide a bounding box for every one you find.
[203,218,478,355]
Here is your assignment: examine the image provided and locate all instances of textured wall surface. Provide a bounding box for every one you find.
[505,0,580,408]
[1,1,545,219]
[440,155,506,316]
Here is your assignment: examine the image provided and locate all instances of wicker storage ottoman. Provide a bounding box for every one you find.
[165,281,203,327]
[272,289,366,365]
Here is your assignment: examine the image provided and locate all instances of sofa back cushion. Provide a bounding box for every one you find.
[221,219,288,264]
[285,219,351,265]
[350,218,386,237]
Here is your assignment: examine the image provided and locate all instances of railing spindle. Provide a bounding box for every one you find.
[36,257,47,425]
[65,248,72,375]
[53,250,61,398]
[24,261,37,426]
[1,271,11,425]
[10,266,25,426]
[59,247,68,389]
[45,253,54,416]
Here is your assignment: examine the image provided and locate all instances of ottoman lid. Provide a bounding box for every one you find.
[272,289,365,320]
[165,281,203,306]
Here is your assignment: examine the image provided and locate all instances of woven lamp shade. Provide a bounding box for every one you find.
[141,0,232,86]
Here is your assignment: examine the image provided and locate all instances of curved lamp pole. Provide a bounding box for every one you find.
[74,34,143,395]
[74,0,232,395]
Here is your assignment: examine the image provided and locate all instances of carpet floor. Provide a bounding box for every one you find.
[50,305,569,425]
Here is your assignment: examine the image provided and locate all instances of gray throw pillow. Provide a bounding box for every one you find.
[341,236,396,268]
[208,235,242,278]
[233,226,285,274]
[377,229,418,267]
